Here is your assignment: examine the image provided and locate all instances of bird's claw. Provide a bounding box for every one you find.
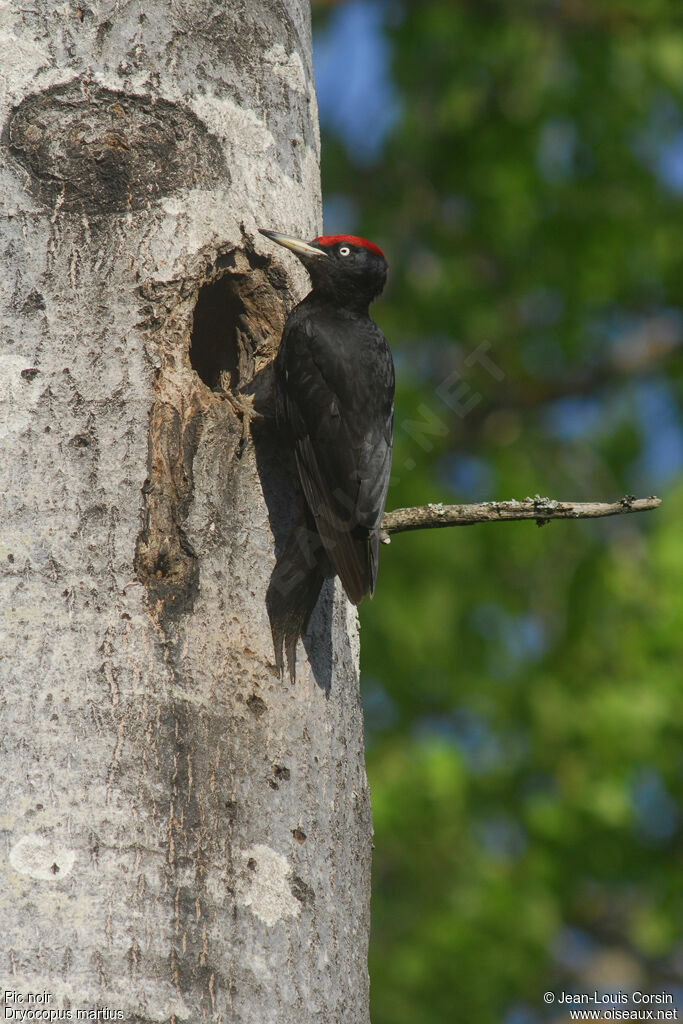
[220,390,263,452]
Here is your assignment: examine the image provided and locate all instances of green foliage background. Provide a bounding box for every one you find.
[312,2,683,1021]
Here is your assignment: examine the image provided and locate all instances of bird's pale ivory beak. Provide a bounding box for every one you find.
[259,228,328,258]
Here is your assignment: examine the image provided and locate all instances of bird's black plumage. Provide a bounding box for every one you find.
[276,295,394,601]
[261,229,394,678]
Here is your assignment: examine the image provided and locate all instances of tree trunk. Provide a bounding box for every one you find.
[0,4,372,1023]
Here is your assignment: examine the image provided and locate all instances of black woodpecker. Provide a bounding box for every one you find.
[259,229,395,681]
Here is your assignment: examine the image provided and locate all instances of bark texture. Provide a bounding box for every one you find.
[0,4,371,1023]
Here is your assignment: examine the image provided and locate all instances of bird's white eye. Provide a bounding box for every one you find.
[338,245,351,257]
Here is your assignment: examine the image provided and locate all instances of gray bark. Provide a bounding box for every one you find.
[0,4,371,1023]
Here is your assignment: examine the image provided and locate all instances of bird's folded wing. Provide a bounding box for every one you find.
[277,319,393,602]
[294,436,370,604]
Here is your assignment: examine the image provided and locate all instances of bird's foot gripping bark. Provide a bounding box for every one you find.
[266,507,332,684]
[220,362,277,452]
[219,390,263,452]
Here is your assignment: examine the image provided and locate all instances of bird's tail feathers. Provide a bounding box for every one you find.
[316,519,371,606]
[266,506,333,683]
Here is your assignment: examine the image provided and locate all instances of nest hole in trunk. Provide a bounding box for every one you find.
[190,273,243,391]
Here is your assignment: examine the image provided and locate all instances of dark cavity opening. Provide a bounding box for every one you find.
[190,275,243,390]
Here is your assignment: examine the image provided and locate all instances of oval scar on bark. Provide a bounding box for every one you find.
[6,82,228,212]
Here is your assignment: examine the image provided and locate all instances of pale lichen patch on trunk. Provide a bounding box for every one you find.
[9,834,77,881]
[236,844,302,927]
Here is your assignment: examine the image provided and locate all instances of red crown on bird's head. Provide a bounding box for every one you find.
[313,235,386,261]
